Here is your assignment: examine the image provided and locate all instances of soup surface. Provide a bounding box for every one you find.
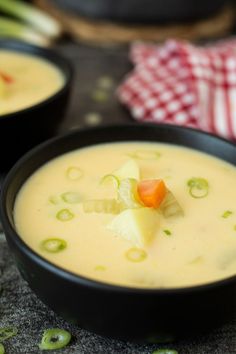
[14,142,236,288]
[0,50,64,115]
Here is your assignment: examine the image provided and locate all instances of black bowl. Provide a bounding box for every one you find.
[0,39,73,170]
[52,0,228,23]
[1,124,236,342]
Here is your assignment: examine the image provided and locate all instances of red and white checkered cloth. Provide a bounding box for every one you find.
[118,39,236,140]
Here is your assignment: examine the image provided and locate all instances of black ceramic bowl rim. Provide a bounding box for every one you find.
[0,39,73,121]
[1,123,236,296]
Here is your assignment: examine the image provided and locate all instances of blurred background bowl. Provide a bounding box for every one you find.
[0,39,73,170]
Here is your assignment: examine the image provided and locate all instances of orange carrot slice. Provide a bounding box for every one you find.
[137,179,167,208]
[0,72,14,84]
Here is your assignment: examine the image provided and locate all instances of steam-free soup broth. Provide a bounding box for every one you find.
[0,50,64,115]
[14,142,236,288]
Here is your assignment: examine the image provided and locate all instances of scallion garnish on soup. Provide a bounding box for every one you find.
[14,142,236,288]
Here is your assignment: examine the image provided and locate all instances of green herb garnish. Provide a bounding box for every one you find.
[222,210,233,219]
[41,238,67,253]
[0,327,18,342]
[94,265,106,271]
[0,343,5,354]
[61,192,81,204]
[187,177,209,198]
[39,328,71,350]
[49,195,60,205]
[125,248,147,263]
[163,229,172,236]
[56,209,74,221]
[66,167,83,181]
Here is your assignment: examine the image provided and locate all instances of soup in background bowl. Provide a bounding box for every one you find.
[1,124,236,342]
[0,39,72,169]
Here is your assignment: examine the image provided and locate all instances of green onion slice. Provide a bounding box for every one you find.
[0,0,62,39]
[66,167,83,181]
[61,192,81,204]
[94,265,106,271]
[0,343,4,354]
[187,177,209,198]
[0,327,18,341]
[163,229,172,236]
[49,195,60,205]
[222,210,233,219]
[39,328,71,350]
[152,350,178,354]
[128,150,161,160]
[41,238,67,253]
[56,209,74,221]
[83,199,120,214]
[125,248,147,263]
[100,174,120,188]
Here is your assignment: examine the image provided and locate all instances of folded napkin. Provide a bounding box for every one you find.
[118,39,236,140]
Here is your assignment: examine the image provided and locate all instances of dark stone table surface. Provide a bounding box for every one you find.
[0,40,235,353]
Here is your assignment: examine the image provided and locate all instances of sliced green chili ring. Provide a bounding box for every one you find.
[41,238,67,253]
[222,210,233,219]
[163,229,172,236]
[66,167,83,181]
[152,350,178,354]
[0,327,18,342]
[0,343,5,354]
[39,328,71,350]
[49,195,60,205]
[56,209,74,221]
[125,248,147,263]
[94,265,106,271]
[187,177,209,198]
[128,150,161,160]
[61,192,81,204]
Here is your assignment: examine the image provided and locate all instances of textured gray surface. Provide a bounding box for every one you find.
[0,41,236,353]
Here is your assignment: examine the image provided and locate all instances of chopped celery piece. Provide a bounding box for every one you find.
[125,248,147,263]
[56,209,74,221]
[49,195,60,205]
[163,229,172,236]
[83,199,120,214]
[118,178,142,209]
[0,327,18,342]
[128,150,161,160]
[222,210,233,219]
[114,159,140,181]
[61,192,81,204]
[41,238,67,253]
[39,328,71,350]
[107,208,159,246]
[94,265,106,271]
[160,191,184,218]
[100,174,120,188]
[66,167,83,181]
[0,16,49,46]
[0,344,4,354]
[0,0,62,39]
[187,177,209,198]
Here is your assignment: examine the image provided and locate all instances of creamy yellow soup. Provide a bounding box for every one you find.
[0,50,64,115]
[14,142,236,288]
